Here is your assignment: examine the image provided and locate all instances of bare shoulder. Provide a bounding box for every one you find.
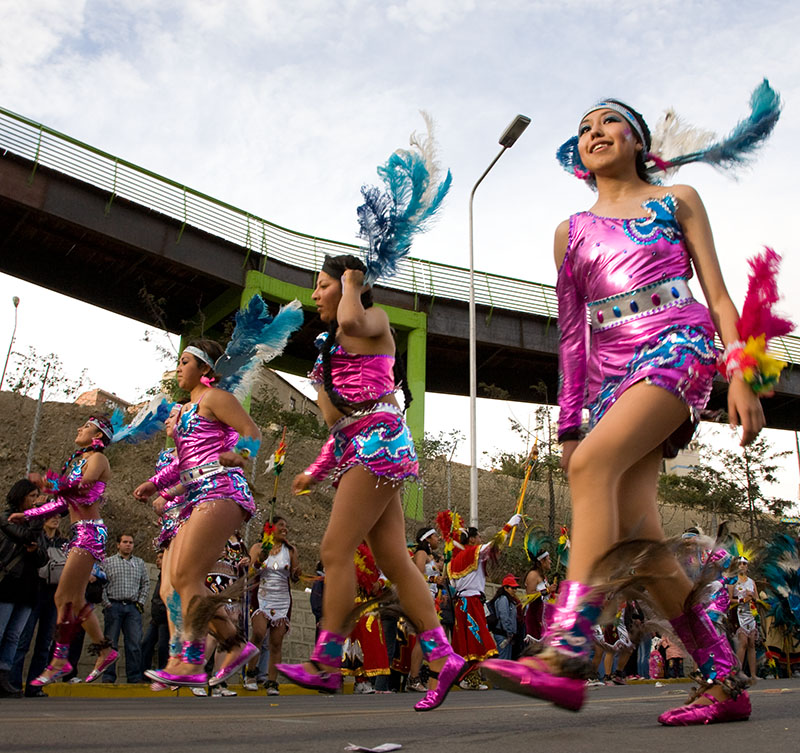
[204,387,238,409]
[554,219,570,268]
[669,184,703,210]
[86,451,110,471]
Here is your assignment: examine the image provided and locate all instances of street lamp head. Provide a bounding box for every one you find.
[12,296,19,308]
[498,115,531,148]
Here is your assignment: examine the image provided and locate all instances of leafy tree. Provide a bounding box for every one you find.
[658,433,792,540]
[417,429,463,466]
[713,433,792,538]
[5,347,92,402]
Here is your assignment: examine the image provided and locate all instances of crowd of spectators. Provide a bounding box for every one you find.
[2,478,787,697]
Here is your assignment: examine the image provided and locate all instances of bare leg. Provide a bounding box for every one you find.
[267,623,288,683]
[366,492,449,680]
[318,467,399,635]
[169,499,246,676]
[36,549,111,680]
[246,613,268,673]
[746,634,757,679]
[566,382,690,583]
[158,546,181,672]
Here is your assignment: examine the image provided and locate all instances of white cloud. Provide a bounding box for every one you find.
[1,0,799,495]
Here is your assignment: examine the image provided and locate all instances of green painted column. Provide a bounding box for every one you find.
[403,324,427,521]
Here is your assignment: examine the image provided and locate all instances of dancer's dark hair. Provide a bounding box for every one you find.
[319,254,413,414]
[415,526,433,555]
[187,338,225,384]
[605,99,653,184]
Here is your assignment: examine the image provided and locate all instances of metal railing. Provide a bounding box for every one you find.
[0,105,798,364]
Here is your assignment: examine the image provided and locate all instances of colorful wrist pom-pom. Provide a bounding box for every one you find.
[235,436,261,460]
[719,335,787,395]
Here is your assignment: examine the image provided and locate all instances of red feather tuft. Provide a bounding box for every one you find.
[354,542,381,594]
[738,247,795,342]
[436,510,454,541]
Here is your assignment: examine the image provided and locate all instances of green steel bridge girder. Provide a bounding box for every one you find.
[183,271,429,519]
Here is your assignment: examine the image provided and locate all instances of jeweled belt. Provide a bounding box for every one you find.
[588,276,693,333]
[330,401,404,435]
[180,461,228,485]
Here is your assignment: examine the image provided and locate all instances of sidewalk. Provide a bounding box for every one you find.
[37,676,691,698]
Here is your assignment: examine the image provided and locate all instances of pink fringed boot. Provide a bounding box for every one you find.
[658,604,751,726]
[145,639,208,687]
[30,601,92,686]
[482,581,603,711]
[413,625,466,712]
[276,630,344,693]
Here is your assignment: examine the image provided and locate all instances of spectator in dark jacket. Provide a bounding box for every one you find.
[0,480,47,697]
[11,514,68,696]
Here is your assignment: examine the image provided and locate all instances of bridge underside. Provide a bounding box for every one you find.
[2,151,799,429]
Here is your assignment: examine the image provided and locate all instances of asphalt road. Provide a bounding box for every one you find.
[2,681,797,753]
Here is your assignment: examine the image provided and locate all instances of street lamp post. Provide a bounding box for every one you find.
[0,296,20,391]
[468,115,530,527]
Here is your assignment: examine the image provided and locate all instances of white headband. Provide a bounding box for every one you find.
[537,551,550,561]
[581,101,647,149]
[184,346,214,368]
[87,418,113,440]
[420,528,436,542]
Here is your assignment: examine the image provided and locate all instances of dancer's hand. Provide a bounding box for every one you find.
[219,451,246,468]
[727,375,765,446]
[152,496,167,515]
[8,512,26,524]
[27,472,46,490]
[507,513,523,528]
[292,472,316,495]
[341,268,366,292]
[560,440,579,472]
[133,481,157,501]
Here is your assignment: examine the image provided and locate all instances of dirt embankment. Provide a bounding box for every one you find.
[0,391,707,577]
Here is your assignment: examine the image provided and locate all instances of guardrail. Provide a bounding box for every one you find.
[1,104,797,364]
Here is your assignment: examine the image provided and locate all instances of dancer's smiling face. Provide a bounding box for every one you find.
[273,518,288,541]
[577,108,642,172]
[312,271,342,323]
[176,351,209,390]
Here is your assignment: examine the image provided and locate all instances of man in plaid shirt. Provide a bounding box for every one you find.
[101,533,150,683]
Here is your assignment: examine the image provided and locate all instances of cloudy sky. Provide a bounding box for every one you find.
[1,0,799,499]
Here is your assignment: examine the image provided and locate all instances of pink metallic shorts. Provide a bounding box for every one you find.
[69,519,108,562]
[330,411,418,487]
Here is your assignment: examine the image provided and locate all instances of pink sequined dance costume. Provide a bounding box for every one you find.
[148,391,255,519]
[304,332,418,486]
[23,457,108,562]
[557,194,718,454]
[151,449,186,551]
[23,455,118,686]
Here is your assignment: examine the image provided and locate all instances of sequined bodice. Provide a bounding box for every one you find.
[63,456,105,508]
[174,401,239,470]
[66,457,87,485]
[567,194,693,302]
[309,332,396,403]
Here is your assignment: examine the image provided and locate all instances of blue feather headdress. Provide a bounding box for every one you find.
[556,79,782,184]
[760,533,800,640]
[358,112,452,285]
[111,395,175,444]
[215,295,305,401]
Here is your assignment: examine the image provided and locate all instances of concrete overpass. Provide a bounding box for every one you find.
[2,104,799,438]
